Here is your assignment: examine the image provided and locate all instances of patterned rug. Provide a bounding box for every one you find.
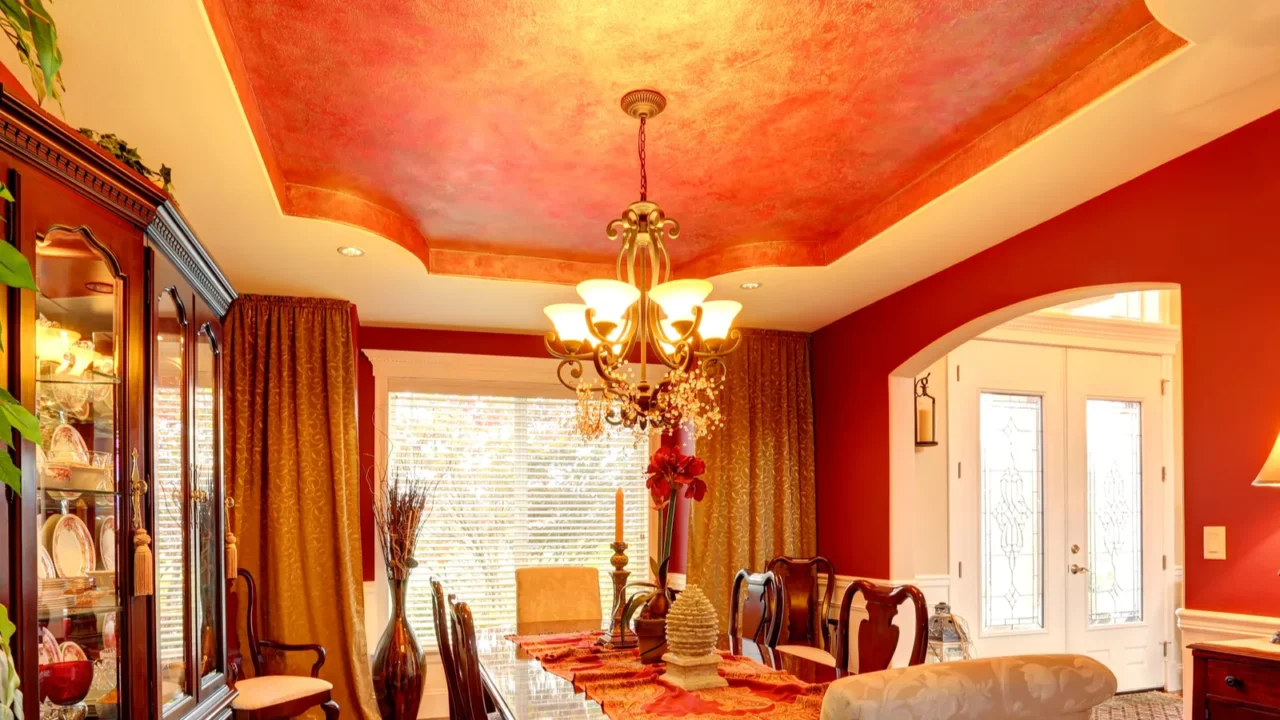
[1094,692,1182,720]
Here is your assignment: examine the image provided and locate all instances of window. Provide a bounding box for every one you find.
[387,391,649,646]
[1086,399,1144,626]
[979,392,1045,633]
[1042,291,1167,323]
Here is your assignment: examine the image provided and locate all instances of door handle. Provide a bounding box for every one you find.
[1070,564,1089,575]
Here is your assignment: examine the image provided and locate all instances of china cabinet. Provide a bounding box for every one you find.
[0,85,237,720]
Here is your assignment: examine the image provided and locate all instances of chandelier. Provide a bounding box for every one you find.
[544,89,742,440]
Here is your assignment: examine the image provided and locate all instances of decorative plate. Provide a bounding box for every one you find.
[102,612,118,653]
[47,424,90,465]
[38,627,60,666]
[97,517,116,573]
[59,641,88,663]
[51,514,96,578]
[38,545,56,579]
[42,514,62,552]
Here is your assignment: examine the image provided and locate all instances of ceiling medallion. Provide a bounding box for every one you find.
[544,90,743,441]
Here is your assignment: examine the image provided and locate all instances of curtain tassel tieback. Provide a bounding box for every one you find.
[226,532,239,581]
[129,449,154,597]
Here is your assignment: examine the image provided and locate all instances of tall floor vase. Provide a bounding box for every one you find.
[372,576,425,719]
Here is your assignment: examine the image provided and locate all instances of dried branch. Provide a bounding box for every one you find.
[369,443,439,581]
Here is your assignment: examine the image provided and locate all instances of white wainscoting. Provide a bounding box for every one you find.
[1176,607,1280,720]
[813,575,951,671]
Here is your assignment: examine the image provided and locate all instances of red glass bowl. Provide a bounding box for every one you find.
[39,660,93,705]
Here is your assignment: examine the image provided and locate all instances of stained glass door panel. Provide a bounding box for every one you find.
[979,392,1044,633]
[1085,399,1143,627]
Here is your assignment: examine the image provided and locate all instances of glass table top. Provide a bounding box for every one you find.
[477,621,846,720]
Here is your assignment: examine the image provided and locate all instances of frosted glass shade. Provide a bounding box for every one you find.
[544,304,593,347]
[699,300,742,340]
[576,279,640,327]
[1253,431,1280,486]
[649,279,713,323]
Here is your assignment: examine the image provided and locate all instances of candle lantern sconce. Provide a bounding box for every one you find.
[915,374,938,447]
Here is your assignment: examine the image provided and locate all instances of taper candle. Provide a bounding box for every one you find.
[615,487,624,543]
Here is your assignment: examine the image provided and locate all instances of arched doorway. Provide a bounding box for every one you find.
[888,285,1182,692]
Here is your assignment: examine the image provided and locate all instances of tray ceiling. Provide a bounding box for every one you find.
[206,0,1174,283]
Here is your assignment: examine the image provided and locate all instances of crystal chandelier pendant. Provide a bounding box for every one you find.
[544,90,743,440]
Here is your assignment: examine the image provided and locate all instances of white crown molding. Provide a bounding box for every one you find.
[363,348,576,398]
[979,313,1180,355]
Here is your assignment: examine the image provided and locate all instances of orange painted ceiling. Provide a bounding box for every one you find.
[206,0,1181,284]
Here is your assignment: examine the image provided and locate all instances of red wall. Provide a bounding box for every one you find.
[356,326,549,578]
[812,109,1280,616]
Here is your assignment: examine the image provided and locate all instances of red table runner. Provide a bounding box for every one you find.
[507,631,828,719]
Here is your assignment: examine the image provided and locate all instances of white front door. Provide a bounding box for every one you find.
[949,340,1067,658]
[949,340,1167,691]
[1064,348,1166,691]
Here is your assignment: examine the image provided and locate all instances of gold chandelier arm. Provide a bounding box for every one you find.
[544,331,595,360]
[694,327,743,357]
[555,359,589,392]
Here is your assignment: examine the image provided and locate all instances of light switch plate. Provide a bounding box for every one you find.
[1204,526,1227,560]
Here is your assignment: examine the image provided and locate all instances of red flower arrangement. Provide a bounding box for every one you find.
[646,445,708,507]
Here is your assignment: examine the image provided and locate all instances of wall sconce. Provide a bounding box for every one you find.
[915,373,938,447]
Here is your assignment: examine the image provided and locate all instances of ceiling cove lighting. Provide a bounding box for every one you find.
[337,246,365,257]
[544,89,742,441]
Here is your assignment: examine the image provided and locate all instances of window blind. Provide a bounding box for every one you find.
[154,381,186,672]
[386,391,649,647]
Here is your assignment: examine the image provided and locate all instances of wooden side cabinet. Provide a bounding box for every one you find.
[1191,640,1280,719]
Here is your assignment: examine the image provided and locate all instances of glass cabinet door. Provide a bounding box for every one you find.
[152,285,190,713]
[193,321,223,688]
[32,227,123,720]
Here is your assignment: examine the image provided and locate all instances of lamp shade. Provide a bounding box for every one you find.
[544,304,594,347]
[1253,431,1280,486]
[576,279,640,327]
[699,300,742,340]
[649,279,713,323]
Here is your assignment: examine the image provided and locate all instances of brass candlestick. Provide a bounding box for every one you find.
[599,541,637,648]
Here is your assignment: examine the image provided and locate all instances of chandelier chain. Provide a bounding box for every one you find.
[638,115,647,201]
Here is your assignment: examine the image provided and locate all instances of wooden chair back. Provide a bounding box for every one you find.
[729,570,784,647]
[450,598,489,720]
[767,555,836,650]
[515,566,602,624]
[834,579,928,673]
[431,578,462,719]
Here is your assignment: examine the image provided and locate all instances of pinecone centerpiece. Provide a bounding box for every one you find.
[659,585,728,691]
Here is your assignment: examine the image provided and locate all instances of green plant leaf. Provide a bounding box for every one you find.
[0,451,19,495]
[657,556,670,588]
[0,241,35,291]
[0,407,37,446]
[0,415,12,449]
[0,604,12,645]
[0,183,12,202]
[24,0,60,109]
[0,2,33,32]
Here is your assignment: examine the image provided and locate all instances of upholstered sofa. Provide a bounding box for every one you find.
[820,654,1117,720]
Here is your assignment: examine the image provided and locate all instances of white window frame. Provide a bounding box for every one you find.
[362,349,661,657]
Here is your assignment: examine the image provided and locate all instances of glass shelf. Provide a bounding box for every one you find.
[36,374,121,386]
[38,604,122,621]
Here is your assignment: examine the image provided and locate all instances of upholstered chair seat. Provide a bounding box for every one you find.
[515,566,602,625]
[231,676,335,712]
[777,644,837,666]
[820,654,1117,720]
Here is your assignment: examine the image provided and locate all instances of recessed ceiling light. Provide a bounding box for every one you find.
[337,246,365,257]
[84,282,113,294]
[739,281,762,290]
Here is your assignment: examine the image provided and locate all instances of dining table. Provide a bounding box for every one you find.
[477,620,849,720]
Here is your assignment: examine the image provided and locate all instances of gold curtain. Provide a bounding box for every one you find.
[225,295,378,719]
[688,329,818,631]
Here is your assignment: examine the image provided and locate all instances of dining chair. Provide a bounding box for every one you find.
[728,569,784,647]
[833,579,928,673]
[514,566,602,625]
[229,569,339,719]
[431,578,463,720]
[766,555,836,651]
[451,598,501,720]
